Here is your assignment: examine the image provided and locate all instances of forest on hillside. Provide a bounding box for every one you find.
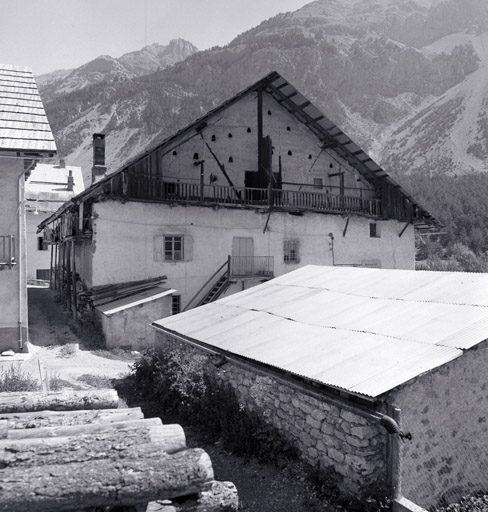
[397,172,488,272]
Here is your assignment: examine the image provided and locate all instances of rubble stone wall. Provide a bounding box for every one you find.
[157,331,389,496]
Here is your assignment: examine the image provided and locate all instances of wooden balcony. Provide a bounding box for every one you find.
[119,175,382,217]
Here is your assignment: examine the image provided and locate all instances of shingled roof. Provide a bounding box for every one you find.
[0,64,56,156]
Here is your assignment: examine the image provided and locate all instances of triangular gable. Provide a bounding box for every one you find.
[38,71,439,231]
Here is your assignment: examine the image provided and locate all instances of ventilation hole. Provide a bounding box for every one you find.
[329,163,333,168]
[288,150,292,156]
[267,110,272,115]
[172,151,177,156]
[211,135,216,141]
[228,133,233,138]
[308,154,312,159]
[193,153,199,160]
[286,126,291,131]
[228,156,233,163]
[247,127,251,133]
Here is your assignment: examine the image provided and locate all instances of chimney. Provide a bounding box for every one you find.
[59,159,66,168]
[92,133,107,184]
[67,169,74,191]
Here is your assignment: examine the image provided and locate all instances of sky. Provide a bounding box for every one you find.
[1,0,309,75]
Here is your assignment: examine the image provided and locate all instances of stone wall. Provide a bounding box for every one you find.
[386,340,488,509]
[157,331,389,496]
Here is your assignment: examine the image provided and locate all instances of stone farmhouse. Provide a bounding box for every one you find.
[38,71,439,348]
[0,64,56,352]
[153,264,488,511]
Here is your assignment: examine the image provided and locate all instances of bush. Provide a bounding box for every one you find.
[0,364,39,392]
[130,347,298,463]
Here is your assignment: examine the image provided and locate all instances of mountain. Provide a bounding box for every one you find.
[37,0,487,185]
[119,39,198,76]
[36,38,198,100]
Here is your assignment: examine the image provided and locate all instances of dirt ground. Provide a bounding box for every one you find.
[0,287,136,390]
[3,287,324,512]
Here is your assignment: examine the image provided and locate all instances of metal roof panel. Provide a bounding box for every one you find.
[154,266,488,397]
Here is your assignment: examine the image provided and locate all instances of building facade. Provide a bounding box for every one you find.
[25,162,84,281]
[38,72,438,346]
[0,64,56,352]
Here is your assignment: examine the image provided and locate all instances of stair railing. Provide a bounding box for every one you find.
[183,256,231,312]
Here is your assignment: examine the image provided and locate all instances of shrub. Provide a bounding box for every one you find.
[130,347,298,463]
[0,364,39,392]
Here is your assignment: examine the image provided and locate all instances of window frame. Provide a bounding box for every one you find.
[164,235,184,261]
[283,239,300,264]
[37,236,48,251]
[172,295,181,315]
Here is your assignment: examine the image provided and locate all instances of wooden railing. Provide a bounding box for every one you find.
[117,175,382,216]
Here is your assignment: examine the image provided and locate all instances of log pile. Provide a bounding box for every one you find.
[0,389,238,512]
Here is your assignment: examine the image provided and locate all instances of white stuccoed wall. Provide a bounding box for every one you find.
[89,200,414,309]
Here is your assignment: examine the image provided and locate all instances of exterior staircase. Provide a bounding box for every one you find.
[198,274,230,306]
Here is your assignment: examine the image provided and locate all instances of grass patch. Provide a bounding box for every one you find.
[56,344,78,358]
[77,374,114,389]
[0,364,39,392]
[91,348,135,362]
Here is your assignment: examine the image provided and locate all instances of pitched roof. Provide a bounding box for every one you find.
[38,71,439,230]
[25,163,85,213]
[153,265,488,398]
[0,64,56,155]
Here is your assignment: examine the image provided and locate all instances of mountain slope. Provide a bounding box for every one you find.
[38,0,487,184]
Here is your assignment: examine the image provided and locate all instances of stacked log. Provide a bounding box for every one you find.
[0,389,238,512]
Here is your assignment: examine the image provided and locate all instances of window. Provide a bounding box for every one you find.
[369,223,381,238]
[154,235,192,262]
[172,295,181,315]
[284,239,300,264]
[165,235,183,261]
[37,236,48,251]
[313,178,323,190]
[0,235,15,268]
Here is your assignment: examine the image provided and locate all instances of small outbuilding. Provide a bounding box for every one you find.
[153,265,488,509]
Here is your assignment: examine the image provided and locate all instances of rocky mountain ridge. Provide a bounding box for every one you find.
[37,0,488,184]
[37,39,198,98]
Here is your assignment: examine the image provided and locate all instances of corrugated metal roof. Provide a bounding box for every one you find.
[154,265,488,398]
[0,64,56,154]
[25,163,84,213]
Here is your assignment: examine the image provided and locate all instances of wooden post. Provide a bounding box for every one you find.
[78,201,84,234]
[71,239,76,320]
[199,161,204,202]
[65,241,71,310]
[49,239,54,288]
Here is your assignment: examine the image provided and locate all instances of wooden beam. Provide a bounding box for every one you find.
[343,217,350,237]
[398,222,410,238]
